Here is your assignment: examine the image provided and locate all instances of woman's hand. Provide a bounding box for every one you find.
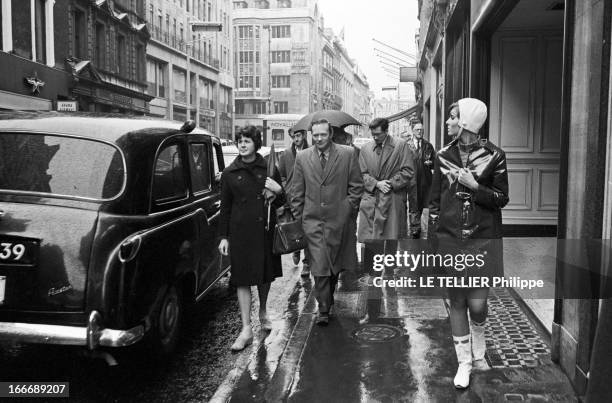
[218,239,229,256]
[265,177,282,194]
[458,168,479,191]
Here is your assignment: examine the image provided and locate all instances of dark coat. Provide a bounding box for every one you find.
[428,138,509,277]
[407,138,436,211]
[278,142,307,197]
[218,154,285,286]
[290,143,364,276]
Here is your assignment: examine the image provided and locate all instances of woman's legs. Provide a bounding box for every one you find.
[236,286,253,334]
[257,283,273,330]
[467,288,490,368]
[448,288,469,336]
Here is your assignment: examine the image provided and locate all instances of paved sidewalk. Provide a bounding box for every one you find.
[217,268,577,402]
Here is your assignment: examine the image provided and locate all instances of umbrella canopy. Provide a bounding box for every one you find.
[292,110,361,133]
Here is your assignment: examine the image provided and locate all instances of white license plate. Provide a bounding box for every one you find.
[0,276,5,304]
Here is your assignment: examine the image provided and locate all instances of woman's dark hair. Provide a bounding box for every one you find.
[235,125,262,150]
[449,102,459,117]
[369,117,389,132]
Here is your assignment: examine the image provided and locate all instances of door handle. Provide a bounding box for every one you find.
[214,200,221,208]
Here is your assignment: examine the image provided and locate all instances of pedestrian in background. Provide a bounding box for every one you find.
[428,98,509,388]
[218,126,286,351]
[278,127,311,277]
[408,121,436,239]
[291,118,364,326]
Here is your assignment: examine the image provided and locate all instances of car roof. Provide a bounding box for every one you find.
[0,112,214,143]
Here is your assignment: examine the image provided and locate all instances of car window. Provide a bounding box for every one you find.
[0,133,125,200]
[188,143,211,193]
[153,144,187,203]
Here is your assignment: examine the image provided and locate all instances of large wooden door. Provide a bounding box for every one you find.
[489,30,563,225]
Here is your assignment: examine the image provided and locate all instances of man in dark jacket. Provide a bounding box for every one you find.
[278,128,310,276]
[408,122,436,239]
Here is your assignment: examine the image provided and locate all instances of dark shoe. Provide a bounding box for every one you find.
[292,252,300,266]
[316,313,329,326]
[301,264,310,277]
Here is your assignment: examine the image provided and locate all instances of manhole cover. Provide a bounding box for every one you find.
[351,324,403,343]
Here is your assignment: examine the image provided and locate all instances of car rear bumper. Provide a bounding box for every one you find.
[0,311,144,349]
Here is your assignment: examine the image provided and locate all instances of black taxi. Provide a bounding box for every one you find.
[0,113,228,356]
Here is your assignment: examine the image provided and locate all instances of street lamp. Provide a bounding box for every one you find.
[185,21,222,122]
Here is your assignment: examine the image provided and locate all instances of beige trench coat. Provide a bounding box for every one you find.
[290,143,364,276]
[357,136,415,241]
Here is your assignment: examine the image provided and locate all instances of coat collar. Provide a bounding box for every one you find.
[225,153,267,172]
[307,142,340,183]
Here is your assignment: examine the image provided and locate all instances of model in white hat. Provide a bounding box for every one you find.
[430,97,510,389]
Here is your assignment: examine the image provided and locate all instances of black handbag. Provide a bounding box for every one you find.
[272,206,308,255]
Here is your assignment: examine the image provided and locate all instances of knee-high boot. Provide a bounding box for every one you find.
[471,320,490,370]
[453,334,472,388]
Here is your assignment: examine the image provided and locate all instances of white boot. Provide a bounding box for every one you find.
[453,335,472,389]
[471,320,490,370]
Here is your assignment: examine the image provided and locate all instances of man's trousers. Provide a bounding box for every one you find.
[314,273,339,314]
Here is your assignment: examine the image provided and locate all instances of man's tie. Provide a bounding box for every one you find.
[320,152,327,169]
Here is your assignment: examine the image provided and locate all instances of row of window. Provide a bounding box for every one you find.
[233,1,292,10]
[236,25,291,39]
[147,59,231,113]
[238,50,290,64]
[271,76,290,88]
[234,101,288,114]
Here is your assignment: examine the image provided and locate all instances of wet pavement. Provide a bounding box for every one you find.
[221,268,578,402]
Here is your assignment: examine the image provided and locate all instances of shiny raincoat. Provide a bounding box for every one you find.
[428,137,509,277]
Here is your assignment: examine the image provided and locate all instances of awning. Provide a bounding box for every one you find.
[385,103,421,123]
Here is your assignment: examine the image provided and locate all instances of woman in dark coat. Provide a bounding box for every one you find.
[428,98,509,389]
[218,126,285,351]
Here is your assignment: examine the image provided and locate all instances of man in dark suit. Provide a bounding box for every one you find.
[408,122,436,239]
[291,118,364,325]
[278,128,310,276]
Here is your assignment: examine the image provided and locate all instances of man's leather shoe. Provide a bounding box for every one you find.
[301,264,310,277]
[316,313,329,326]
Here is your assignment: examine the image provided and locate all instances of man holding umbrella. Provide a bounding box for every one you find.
[291,117,364,325]
[278,127,311,277]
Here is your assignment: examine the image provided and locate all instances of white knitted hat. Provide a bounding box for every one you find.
[458,98,488,134]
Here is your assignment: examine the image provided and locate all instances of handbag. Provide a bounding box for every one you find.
[272,206,308,255]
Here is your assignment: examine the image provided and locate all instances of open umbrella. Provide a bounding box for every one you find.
[292,110,361,133]
[263,143,277,230]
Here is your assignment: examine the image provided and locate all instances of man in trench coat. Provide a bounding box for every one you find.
[358,117,415,241]
[291,118,364,325]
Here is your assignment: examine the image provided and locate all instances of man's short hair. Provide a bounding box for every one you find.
[235,125,262,150]
[369,117,389,132]
[410,119,422,128]
[310,118,331,133]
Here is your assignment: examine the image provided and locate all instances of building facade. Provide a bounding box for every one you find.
[1,0,152,113]
[232,0,370,140]
[145,0,234,139]
[232,0,321,134]
[416,0,612,397]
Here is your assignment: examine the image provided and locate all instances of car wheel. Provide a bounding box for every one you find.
[151,285,183,356]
